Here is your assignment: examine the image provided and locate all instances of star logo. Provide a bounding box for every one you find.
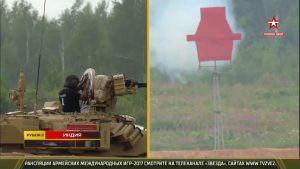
[262,16,284,36]
[267,16,280,29]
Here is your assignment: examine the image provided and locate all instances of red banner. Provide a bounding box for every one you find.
[45,131,99,140]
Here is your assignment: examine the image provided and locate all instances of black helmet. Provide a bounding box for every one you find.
[64,75,79,89]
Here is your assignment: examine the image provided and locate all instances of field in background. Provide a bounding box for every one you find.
[150,80,299,151]
[116,88,147,126]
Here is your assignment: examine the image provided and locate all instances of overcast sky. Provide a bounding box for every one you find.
[5,0,240,75]
[5,0,115,19]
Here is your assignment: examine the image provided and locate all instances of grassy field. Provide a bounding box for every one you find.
[115,88,147,126]
[150,80,299,150]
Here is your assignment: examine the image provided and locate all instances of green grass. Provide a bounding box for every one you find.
[115,88,147,126]
[150,80,299,150]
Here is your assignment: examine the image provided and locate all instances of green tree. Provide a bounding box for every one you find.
[109,0,146,81]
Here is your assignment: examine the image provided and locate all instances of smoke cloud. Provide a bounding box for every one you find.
[150,0,240,75]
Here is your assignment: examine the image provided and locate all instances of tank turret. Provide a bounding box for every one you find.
[0,69,147,157]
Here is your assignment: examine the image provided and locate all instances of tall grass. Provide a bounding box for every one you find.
[150,80,299,150]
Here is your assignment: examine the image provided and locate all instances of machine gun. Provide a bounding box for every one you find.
[78,68,146,113]
[125,79,146,88]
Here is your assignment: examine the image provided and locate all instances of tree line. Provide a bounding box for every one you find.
[151,0,299,87]
[0,0,146,112]
[228,0,299,85]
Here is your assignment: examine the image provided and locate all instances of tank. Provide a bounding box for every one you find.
[0,68,147,157]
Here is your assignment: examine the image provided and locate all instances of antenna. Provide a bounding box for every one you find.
[34,0,47,112]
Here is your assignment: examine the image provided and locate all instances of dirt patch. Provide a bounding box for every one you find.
[150,148,299,159]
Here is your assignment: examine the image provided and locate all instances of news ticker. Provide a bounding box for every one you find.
[23,160,277,167]
[0,159,291,169]
[24,131,100,140]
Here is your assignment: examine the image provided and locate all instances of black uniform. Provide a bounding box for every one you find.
[59,88,80,112]
[59,75,81,112]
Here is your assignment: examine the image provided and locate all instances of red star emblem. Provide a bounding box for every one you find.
[267,16,280,29]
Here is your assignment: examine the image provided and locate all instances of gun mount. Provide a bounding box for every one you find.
[78,68,146,113]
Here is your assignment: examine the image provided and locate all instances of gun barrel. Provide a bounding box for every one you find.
[137,83,146,88]
[125,79,146,88]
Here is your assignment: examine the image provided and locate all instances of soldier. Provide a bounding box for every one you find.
[59,75,81,112]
